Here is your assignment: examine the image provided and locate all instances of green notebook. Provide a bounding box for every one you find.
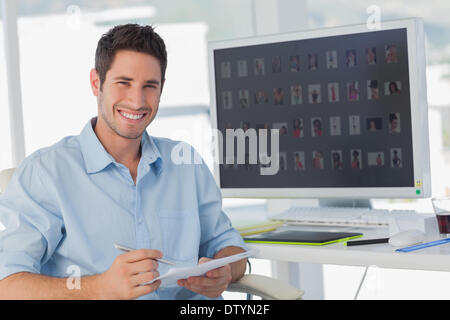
[243,230,363,246]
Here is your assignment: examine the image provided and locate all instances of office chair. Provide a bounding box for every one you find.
[0,167,304,300]
[227,260,304,299]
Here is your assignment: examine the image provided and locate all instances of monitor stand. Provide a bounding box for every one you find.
[318,198,372,209]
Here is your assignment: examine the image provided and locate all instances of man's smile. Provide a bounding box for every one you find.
[116,108,150,122]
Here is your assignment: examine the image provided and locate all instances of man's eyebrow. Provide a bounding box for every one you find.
[144,79,161,85]
[113,76,160,85]
[114,76,133,81]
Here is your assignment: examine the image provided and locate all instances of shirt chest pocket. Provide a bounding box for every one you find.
[157,209,200,262]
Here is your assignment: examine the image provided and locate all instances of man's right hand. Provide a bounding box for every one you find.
[96,249,162,299]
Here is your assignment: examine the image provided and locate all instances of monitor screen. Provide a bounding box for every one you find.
[208,19,431,198]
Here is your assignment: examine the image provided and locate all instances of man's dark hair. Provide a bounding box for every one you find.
[95,24,167,90]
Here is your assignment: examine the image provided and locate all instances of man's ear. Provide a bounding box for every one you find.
[90,68,101,96]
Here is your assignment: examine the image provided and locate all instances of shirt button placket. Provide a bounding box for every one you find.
[133,182,159,300]
[134,184,150,250]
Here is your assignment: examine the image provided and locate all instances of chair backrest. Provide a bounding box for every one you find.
[0,168,16,193]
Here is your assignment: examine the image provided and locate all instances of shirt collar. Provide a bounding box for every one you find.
[140,127,163,174]
[79,117,162,174]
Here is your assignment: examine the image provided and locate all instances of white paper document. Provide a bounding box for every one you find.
[150,249,258,287]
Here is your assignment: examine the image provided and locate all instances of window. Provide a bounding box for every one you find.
[14,0,254,158]
[0,15,12,170]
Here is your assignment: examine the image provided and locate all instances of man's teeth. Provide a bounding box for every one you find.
[119,111,144,120]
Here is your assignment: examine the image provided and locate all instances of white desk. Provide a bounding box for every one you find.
[247,225,450,272]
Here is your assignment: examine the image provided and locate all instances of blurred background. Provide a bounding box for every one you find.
[1,0,450,299]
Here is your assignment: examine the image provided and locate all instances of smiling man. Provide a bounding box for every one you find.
[0,24,247,300]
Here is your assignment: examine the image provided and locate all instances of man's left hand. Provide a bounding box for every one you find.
[177,257,232,298]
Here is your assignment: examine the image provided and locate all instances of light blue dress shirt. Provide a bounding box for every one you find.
[0,118,247,299]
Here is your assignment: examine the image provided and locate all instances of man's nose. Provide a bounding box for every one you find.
[127,86,146,109]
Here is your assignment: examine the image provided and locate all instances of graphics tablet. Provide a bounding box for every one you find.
[243,230,363,246]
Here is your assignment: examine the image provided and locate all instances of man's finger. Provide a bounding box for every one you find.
[178,277,213,290]
[131,271,160,286]
[198,257,212,264]
[206,264,231,278]
[187,272,231,288]
[123,249,163,263]
[129,259,158,275]
[187,275,216,287]
[132,280,161,298]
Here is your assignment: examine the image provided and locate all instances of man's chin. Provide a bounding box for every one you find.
[115,130,145,140]
[111,123,146,140]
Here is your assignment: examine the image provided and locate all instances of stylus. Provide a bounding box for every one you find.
[114,243,176,266]
[346,238,389,246]
[395,238,450,252]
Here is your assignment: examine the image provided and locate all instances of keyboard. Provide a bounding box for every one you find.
[270,206,419,227]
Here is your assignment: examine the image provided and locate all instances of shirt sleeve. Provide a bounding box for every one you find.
[0,157,64,280]
[194,152,248,259]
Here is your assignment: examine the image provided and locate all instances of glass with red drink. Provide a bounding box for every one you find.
[432,198,450,238]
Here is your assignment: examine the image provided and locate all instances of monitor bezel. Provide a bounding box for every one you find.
[207,18,431,199]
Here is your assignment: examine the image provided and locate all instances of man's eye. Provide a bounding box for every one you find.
[118,82,130,86]
[144,85,156,89]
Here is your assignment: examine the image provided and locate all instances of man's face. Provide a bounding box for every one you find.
[91,50,163,140]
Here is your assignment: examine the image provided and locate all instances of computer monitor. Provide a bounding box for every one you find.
[207,18,431,199]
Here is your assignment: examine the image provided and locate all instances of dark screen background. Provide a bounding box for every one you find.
[214,28,414,188]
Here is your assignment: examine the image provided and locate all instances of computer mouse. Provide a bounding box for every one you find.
[389,229,425,247]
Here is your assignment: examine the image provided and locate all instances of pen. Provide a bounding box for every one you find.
[396,238,450,253]
[114,244,176,266]
[346,238,389,246]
